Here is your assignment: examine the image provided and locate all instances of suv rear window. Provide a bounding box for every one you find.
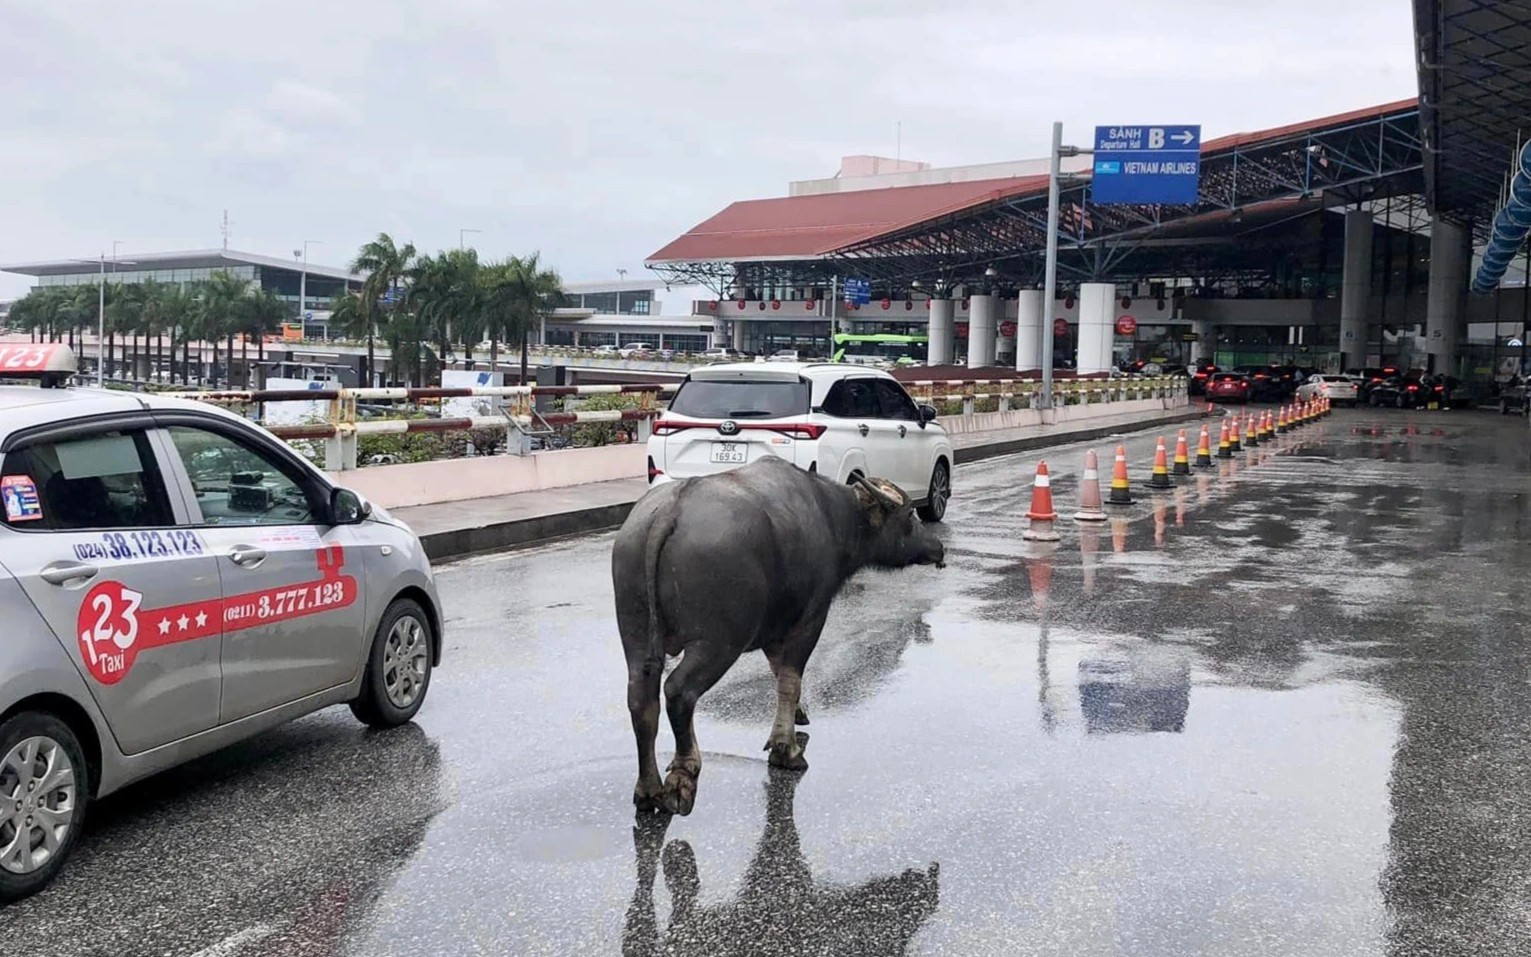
[668,379,810,419]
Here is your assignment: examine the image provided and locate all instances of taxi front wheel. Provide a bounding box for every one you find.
[0,712,90,903]
[350,598,434,728]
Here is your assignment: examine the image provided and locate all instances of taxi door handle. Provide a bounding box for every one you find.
[857,423,870,437]
[228,546,267,568]
[40,562,98,586]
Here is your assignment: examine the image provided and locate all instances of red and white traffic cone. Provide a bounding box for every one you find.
[1108,445,1134,505]
[1022,460,1061,541]
[1173,430,1192,475]
[1147,436,1174,489]
[1195,424,1214,468]
[1074,449,1108,522]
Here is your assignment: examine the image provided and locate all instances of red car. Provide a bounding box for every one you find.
[1205,372,1252,403]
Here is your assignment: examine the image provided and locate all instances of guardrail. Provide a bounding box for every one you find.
[164,375,1185,471]
[162,383,677,471]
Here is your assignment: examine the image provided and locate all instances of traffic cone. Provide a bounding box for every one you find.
[1074,449,1108,522]
[1242,413,1258,448]
[1262,409,1275,441]
[1228,415,1242,451]
[1147,436,1174,489]
[1195,424,1214,468]
[1277,404,1289,433]
[1022,461,1061,541]
[1172,430,1191,475]
[1216,418,1233,459]
[1108,445,1134,505]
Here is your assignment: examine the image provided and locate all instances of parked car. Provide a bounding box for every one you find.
[702,347,742,361]
[1205,372,1253,403]
[1232,366,1287,402]
[766,349,801,363]
[1367,375,1427,408]
[647,362,953,521]
[1295,374,1359,406]
[1349,365,1402,403]
[619,343,656,357]
[593,344,620,356]
[1189,362,1219,396]
[0,344,441,901]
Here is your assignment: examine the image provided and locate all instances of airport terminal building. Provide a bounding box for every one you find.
[647,11,1531,385]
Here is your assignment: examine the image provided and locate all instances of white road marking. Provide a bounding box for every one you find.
[186,923,279,957]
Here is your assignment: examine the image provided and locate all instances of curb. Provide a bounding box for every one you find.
[424,406,1210,563]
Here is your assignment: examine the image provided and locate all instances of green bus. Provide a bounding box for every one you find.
[831,333,929,366]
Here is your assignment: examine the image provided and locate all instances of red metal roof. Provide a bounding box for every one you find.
[648,99,1421,266]
[646,176,1046,264]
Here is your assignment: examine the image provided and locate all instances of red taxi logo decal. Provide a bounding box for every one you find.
[75,545,357,685]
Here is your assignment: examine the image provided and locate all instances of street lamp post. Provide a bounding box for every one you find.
[69,256,136,386]
[459,228,481,250]
[295,240,321,333]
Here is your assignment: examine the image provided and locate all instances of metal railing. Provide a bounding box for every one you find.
[163,375,1185,471]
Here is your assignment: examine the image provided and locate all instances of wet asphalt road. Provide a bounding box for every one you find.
[5,409,1531,956]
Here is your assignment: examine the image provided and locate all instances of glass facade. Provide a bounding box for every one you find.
[37,265,257,287]
[574,290,653,315]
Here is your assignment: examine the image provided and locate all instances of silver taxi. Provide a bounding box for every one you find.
[0,345,441,902]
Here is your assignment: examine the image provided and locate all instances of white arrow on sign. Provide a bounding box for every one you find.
[1172,131,1196,146]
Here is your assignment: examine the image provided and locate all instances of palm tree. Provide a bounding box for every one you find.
[159,285,194,384]
[237,288,288,386]
[407,248,484,380]
[504,252,564,385]
[197,271,251,387]
[106,282,146,379]
[351,233,416,387]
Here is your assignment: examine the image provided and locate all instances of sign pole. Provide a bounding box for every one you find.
[1040,121,1063,411]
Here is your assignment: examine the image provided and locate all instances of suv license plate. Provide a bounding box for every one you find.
[710,442,747,464]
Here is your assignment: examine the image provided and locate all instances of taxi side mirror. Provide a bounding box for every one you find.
[917,404,939,427]
[330,487,371,525]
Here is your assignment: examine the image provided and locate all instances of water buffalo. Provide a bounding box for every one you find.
[613,456,946,815]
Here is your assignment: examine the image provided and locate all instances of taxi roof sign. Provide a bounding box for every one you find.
[0,344,78,387]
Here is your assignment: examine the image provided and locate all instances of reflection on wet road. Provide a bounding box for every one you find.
[6,410,1530,956]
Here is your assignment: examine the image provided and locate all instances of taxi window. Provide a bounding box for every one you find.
[166,426,318,526]
[1,430,175,531]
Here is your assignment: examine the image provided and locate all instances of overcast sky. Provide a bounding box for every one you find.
[0,0,1416,302]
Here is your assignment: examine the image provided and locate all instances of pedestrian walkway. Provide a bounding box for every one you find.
[399,404,1205,561]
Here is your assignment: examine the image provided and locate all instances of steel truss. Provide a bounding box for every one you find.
[827,105,1424,292]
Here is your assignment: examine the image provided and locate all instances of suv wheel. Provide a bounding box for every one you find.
[350,598,434,728]
[918,460,951,523]
[0,712,89,903]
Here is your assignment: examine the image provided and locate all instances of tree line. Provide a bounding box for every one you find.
[4,232,564,388]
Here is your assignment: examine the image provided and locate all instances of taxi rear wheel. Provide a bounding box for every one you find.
[0,712,90,903]
[350,598,434,728]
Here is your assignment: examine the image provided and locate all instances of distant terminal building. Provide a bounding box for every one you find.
[0,249,363,338]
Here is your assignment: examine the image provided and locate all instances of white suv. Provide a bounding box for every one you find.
[647,363,953,520]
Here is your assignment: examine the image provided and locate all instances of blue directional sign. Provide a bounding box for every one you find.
[843,278,871,305]
[1091,125,1202,205]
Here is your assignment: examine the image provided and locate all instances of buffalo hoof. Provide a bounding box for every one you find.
[634,780,667,815]
[768,731,810,772]
[661,757,700,816]
[794,706,810,726]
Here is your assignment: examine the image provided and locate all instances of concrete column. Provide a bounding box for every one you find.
[967,294,996,369]
[1191,319,1213,363]
[1015,289,1043,372]
[1339,209,1373,371]
[1076,283,1115,375]
[731,320,744,352]
[1426,218,1469,375]
[928,299,954,365]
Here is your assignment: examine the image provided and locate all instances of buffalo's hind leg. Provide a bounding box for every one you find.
[763,610,826,772]
[660,643,737,816]
[628,661,665,813]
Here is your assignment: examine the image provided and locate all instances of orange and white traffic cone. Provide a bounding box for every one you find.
[1108,445,1134,505]
[1243,412,1260,448]
[1277,405,1289,433]
[1022,460,1061,541]
[1216,418,1233,459]
[1263,410,1276,441]
[1148,436,1174,489]
[1074,449,1108,522]
[1173,430,1192,475]
[1195,424,1214,468]
[1228,415,1243,452]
